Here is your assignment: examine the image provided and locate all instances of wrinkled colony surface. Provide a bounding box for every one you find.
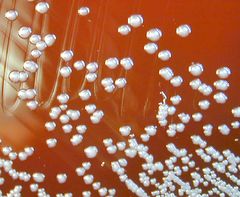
[0,0,240,196]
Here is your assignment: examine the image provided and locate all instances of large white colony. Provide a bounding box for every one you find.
[1,1,239,197]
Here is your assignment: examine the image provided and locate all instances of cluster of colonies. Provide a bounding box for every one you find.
[157,64,239,137]
[0,1,239,197]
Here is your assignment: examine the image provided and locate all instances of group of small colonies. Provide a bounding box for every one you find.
[1,1,239,197]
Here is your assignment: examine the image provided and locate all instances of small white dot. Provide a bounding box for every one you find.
[31,49,42,59]
[189,63,204,76]
[101,77,113,87]
[56,173,67,184]
[105,57,119,69]
[79,89,91,101]
[9,71,20,83]
[128,14,143,28]
[158,50,171,61]
[176,24,191,37]
[84,146,98,158]
[35,2,49,14]
[44,34,56,46]
[213,92,228,104]
[60,50,73,62]
[36,40,47,51]
[118,25,131,36]
[218,124,230,135]
[60,66,72,78]
[198,100,210,110]
[85,104,96,114]
[120,57,134,70]
[159,67,174,81]
[144,43,158,54]
[29,34,41,44]
[57,93,69,104]
[213,80,229,91]
[86,62,98,73]
[23,60,39,73]
[232,106,240,118]
[74,60,85,70]
[146,28,162,42]
[18,27,32,39]
[5,10,18,21]
[32,173,45,183]
[78,7,90,16]
[26,100,38,110]
[115,78,127,88]
[46,138,57,148]
[85,73,97,82]
[70,134,83,146]
[216,67,231,79]
[170,76,183,87]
